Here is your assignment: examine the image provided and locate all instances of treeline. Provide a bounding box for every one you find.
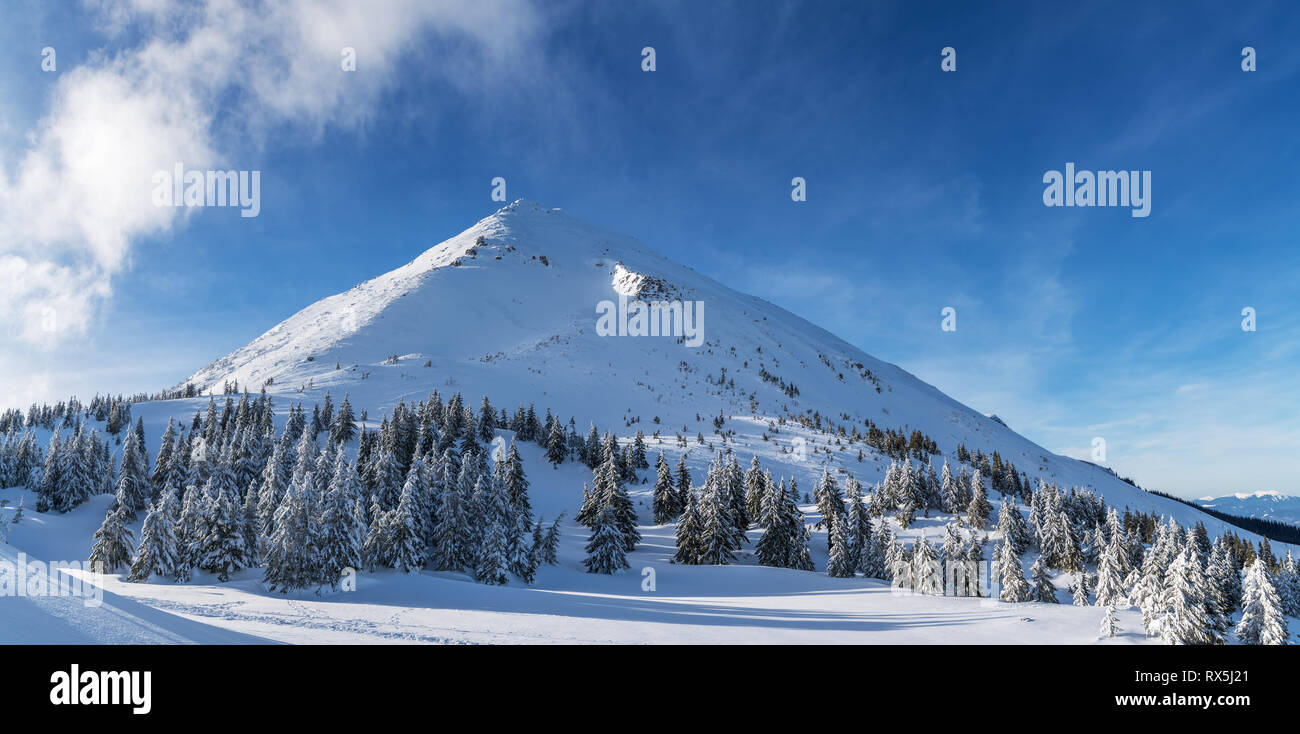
[0,394,137,435]
[57,387,630,592]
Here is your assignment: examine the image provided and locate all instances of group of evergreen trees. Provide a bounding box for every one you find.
[577,434,642,573]
[12,384,1295,645]
[86,389,567,592]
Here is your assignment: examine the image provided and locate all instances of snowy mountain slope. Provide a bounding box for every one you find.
[178,200,1235,534]
[1198,491,1300,527]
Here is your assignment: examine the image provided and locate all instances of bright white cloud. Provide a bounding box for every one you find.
[0,0,540,354]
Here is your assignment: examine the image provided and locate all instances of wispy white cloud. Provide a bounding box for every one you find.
[0,0,541,353]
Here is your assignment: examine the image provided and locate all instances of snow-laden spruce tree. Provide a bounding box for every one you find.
[826,512,855,578]
[89,503,135,574]
[151,419,177,498]
[1100,604,1120,639]
[429,458,468,571]
[962,537,986,597]
[509,510,537,583]
[318,453,364,587]
[652,451,679,524]
[587,446,640,552]
[1236,558,1288,645]
[545,419,567,467]
[674,488,705,565]
[387,479,426,574]
[330,394,357,445]
[1094,531,1128,606]
[257,438,290,542]
[368,446,404,512]
[1158,546,1216,645]
[1071,571,1093,606]
[538,513,563,566]
[36,432,61,513]
[754,477,813,571]
[1131,542,1168,636]
[697,471,737,566]
[197,474,251,582]
[814,468,845,542]
[912,533,942,595]
[997,498,1030,556]
[940,522,964,573]
[887,538,912,590]
[939,460,961,515]
[1278,552,1300,618]
[1030,557,1058,603]
[264,476,321,591]
[744,456,766,524]
[1103,507,1132,575]
[472,476,512,584]
[997,540,1029,603]
[172,480,206,582]
[584,504,629,574]
[1204,540,1237,636]
[720,456,749,547]
[844,480,872,575]
[966,468,992,531]
[128,497,179,582]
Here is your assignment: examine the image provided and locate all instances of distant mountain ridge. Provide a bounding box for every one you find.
[1197,491,1300,527]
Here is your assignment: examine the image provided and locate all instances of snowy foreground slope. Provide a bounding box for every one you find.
[2,201,1288,644]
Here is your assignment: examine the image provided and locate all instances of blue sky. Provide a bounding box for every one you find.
[1,0,1298,498]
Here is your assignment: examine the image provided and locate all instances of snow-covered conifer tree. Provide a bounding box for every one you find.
[1236,558,1288,645]
[966,469,992,530]
[472,477,511,584]
[89,503,135,574]
[1071,571,1092,606]
[1158,547,1215,645]
[826,512,855,578]
[912,533,942,595]
[997,498,1030,556]
[1094,532,1128,606]
[652,451,678,524]
[584,505,629,574]
[128,499,179,582]
[1100,604,1120,639]
[1030,557,1058,603]
[997,540,1029,602]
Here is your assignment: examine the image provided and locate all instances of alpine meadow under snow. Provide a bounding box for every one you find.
[0,201,1294,644]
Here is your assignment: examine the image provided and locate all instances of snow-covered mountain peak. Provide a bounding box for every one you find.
[174,203,1274,544]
